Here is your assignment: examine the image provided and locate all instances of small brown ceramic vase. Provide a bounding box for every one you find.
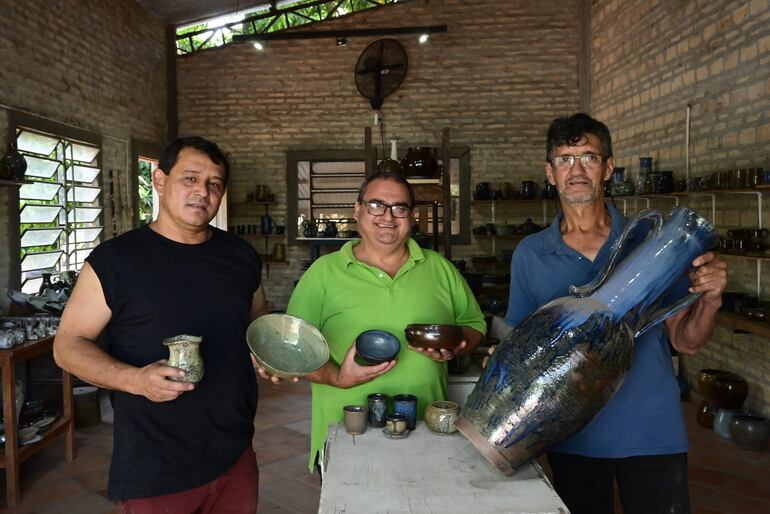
[163,335,204,383]
[343,405,368,435]
[425,401,460,434]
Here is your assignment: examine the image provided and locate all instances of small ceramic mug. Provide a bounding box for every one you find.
[386,413,407,435]
[343,405,368,435]
[393,394,417,431]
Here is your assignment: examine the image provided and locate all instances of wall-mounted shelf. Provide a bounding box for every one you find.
[716,311,770,339]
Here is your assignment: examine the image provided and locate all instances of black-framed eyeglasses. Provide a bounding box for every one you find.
[549,153,605,171]
[360,199,412,218]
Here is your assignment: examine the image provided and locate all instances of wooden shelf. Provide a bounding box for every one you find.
[473,234,525,239]
[716,311,770,339]
[471,199,550,205]
[239,233,286,239]
[230,201,275,207]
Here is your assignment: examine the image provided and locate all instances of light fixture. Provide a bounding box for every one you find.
[336,36,348,47]
[253,41,264,50]
[418,34,429,44]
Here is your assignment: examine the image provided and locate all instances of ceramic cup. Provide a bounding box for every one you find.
[343,405,368,435]
[386,413,407,435]
[163,334,204,383]
[393,394,417,431]
[424,400,460,434]
[367,393,389,428]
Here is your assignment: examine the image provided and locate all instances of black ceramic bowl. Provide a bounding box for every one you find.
[355,330,401,365]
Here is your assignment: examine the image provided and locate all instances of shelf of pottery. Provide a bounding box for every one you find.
[228,186,288,275]
[469,180,560,272]
[611,165,770,340]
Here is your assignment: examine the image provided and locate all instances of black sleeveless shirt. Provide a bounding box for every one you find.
[86,225,261,500]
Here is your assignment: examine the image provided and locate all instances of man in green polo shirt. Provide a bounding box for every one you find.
[286,170,486,471]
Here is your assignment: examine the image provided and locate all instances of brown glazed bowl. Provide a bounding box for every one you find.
[697,369,736,401]
[714,375,749,410]
[730,414,770,450]
[404,324,464,351]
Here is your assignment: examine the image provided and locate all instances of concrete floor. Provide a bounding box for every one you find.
[1,382,768,513]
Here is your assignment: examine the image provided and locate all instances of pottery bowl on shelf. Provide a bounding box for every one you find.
[730,414,770,451]
[404,324,464,351]
[714,374,748,409]
[697,369,736,401]
[355,330,401,365]
[246,314,330,379]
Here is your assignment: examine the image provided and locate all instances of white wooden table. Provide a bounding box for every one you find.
[319,422,568,514]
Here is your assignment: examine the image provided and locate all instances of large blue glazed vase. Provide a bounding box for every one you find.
[455,206,718,475]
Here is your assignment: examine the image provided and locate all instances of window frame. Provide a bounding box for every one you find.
[9,110,103,293]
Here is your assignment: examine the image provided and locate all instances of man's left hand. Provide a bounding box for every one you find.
[408,341,467,362]
[689,252,727,303]
[252,354,300,384]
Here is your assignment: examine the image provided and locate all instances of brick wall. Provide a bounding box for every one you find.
[591,0,770,416]
[177,0,583,309]
[0,0,167,311]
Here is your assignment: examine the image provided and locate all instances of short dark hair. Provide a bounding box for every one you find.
[357,170,416,209]
[158,136,230,184]
[545,113,613,162]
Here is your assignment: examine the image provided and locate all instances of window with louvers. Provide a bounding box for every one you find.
[16,128,103,294]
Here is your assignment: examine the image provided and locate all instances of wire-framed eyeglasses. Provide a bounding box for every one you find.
[550,153,605,171]
[360,200,412,218]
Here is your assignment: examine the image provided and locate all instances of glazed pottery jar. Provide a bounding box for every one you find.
[730,414,770,450]
[713,408,744,439]
[393,394,417,431]
[367,393,389,428]
[163,335,204,383]
[713,374,748,409]
[400,147,438,179]
[697,369,735,401]
[302,220,318,237]
[0,142,27,181]
[636,157,653,194]
[475,182,491,201]
[343,405,368,435]
[456,206,717,475]
[261,213,274,235]
[425,401,460,434]
[272,243,286,262]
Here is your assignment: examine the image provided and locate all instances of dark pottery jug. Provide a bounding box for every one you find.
[455,206,718,475]
[323,220,338,238]
[0,142,27,181]
[302,220,318,238]
[521,180,537,200]
[713,374,748,409]
[400,147,438,179]
[475,182,491,201]
[730,414,770,451]
[520,218,541,236]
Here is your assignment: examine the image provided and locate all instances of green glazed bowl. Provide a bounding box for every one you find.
[246,314,330,378]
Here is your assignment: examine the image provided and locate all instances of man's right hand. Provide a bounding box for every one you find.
[128,359,195,402]
[334,343,396,389]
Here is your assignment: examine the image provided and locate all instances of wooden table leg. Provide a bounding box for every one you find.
[2,361,20,507]
[62,369,76,462]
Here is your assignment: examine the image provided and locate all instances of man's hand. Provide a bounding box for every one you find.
[128,359,195,402]
[408,341,467,362]
[334,343,396,389]
[482,345,495,368]
[252,355,300,384]
[689,252,727,303]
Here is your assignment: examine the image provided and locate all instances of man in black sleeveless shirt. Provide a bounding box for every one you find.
[54,137,267,512]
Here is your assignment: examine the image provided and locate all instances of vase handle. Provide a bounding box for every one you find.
[570,209,664,298]
[634,291,703,338]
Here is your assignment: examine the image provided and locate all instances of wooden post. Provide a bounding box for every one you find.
[364,127,375,177]
[442,128,452,259]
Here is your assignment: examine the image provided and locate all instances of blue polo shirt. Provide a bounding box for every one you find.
[505,201,689,458]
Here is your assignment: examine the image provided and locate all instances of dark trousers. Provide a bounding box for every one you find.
[547,452,690,514]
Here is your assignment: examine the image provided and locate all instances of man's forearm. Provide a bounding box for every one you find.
[53,335,140,393]
[304,360,343,387]
[459,327,484,355]
[668,297,721,355]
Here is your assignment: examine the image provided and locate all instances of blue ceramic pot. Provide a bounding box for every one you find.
[456,206,718,475]
[393,394,417,431]
[714,408,744,439]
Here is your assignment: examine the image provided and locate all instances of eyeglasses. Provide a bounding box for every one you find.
[360,200,412,218]
[550,153,605,171]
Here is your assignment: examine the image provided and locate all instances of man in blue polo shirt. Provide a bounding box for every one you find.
[505,113,727,514]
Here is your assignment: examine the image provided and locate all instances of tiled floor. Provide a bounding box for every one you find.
[0,384,767,513]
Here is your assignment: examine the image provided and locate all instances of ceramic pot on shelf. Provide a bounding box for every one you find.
[261,213,274,235]
[400,147,438,179]
[455,206,718,475]
[610,167,634,197]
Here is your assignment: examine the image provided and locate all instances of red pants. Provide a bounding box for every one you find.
[118,447,259,514]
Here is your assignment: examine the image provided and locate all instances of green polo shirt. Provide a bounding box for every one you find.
[286,238,486,470]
